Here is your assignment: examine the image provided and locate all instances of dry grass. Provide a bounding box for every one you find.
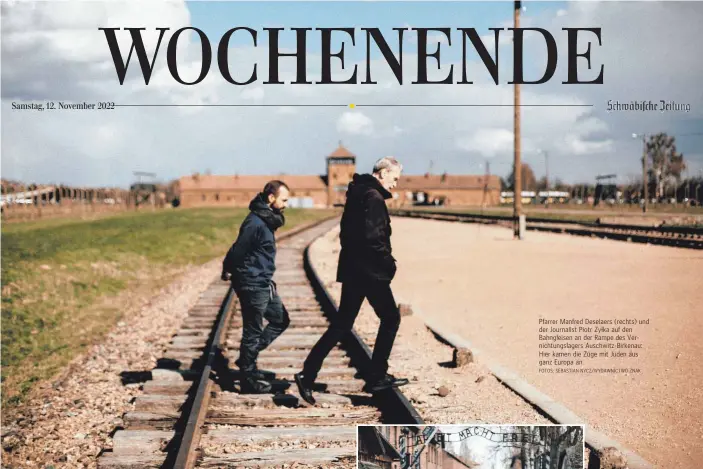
[1,207,334,409]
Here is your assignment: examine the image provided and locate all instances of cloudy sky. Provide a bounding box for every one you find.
[2,1,702,188]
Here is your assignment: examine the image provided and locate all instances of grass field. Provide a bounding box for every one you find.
[1,207,335,408]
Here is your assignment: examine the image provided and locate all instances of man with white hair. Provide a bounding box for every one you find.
[295,156,408,404]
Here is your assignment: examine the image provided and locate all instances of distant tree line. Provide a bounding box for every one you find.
[499,132,701,204]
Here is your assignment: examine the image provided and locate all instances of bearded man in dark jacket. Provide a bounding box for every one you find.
[221,180,290,394]
[295,157,408,405]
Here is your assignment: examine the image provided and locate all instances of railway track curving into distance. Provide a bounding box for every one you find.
[97,217,422,469]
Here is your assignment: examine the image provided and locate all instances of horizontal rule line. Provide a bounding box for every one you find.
[115,104,593,107]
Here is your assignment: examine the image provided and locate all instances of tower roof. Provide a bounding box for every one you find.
[328,143,355,159]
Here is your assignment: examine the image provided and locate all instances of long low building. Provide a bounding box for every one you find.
[177,145,501,208]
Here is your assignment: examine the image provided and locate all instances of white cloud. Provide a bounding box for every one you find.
[456,128,514,158]
[276,106,298,115]
[337,111,374,135]
[404,28,451,47]
[427,32,450,46]
[93,124,120,150]
[562,135,614,156]
[1,1,192,100]
[1,2,702,187]
[479,31,512,48]
[241,87,265,101]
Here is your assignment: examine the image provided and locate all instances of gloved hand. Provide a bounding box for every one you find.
[221,270,232,281]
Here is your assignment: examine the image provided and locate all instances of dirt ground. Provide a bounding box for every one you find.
[381,216,703,469]
[310,230,554,429]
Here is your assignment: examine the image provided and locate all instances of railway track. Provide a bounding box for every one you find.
[97,217,422,469]
[391,209,703,249]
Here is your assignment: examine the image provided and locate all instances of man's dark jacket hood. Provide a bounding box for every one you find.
[222,193,284,289]
[348,173,392,200]
[336,173,396,283]
[249,192,285,232]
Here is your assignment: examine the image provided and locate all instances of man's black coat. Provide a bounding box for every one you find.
[222,193,284,289]
[336,173,397,283]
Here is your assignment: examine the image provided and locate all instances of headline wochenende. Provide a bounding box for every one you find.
[99,27,604,86]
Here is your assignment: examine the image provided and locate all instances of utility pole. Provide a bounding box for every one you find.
[540,149,550,207]
[642,134,648,213]
[545,151,549,191]
[633,133,648,213]
[684,167,689,203]
[513,0,523,239]
[481,160,490,208]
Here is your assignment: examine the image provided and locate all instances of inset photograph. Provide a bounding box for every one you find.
[358,425,584,469]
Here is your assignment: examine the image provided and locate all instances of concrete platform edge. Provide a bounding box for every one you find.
[412,309,654,469]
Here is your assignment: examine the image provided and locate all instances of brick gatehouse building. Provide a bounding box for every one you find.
[177,144,501,208]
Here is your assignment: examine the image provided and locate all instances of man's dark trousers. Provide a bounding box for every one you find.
[235,285,290,373]
[302,277,400,383]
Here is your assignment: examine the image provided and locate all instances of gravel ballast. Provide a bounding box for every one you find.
[308,226,552,426]
[1,259,222,469]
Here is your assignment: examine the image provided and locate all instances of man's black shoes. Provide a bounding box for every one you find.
[294,372,316,406]
[240,376,272,394]
[387,374,409,387]
[249,368,276,380]
[363,373,409,393]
